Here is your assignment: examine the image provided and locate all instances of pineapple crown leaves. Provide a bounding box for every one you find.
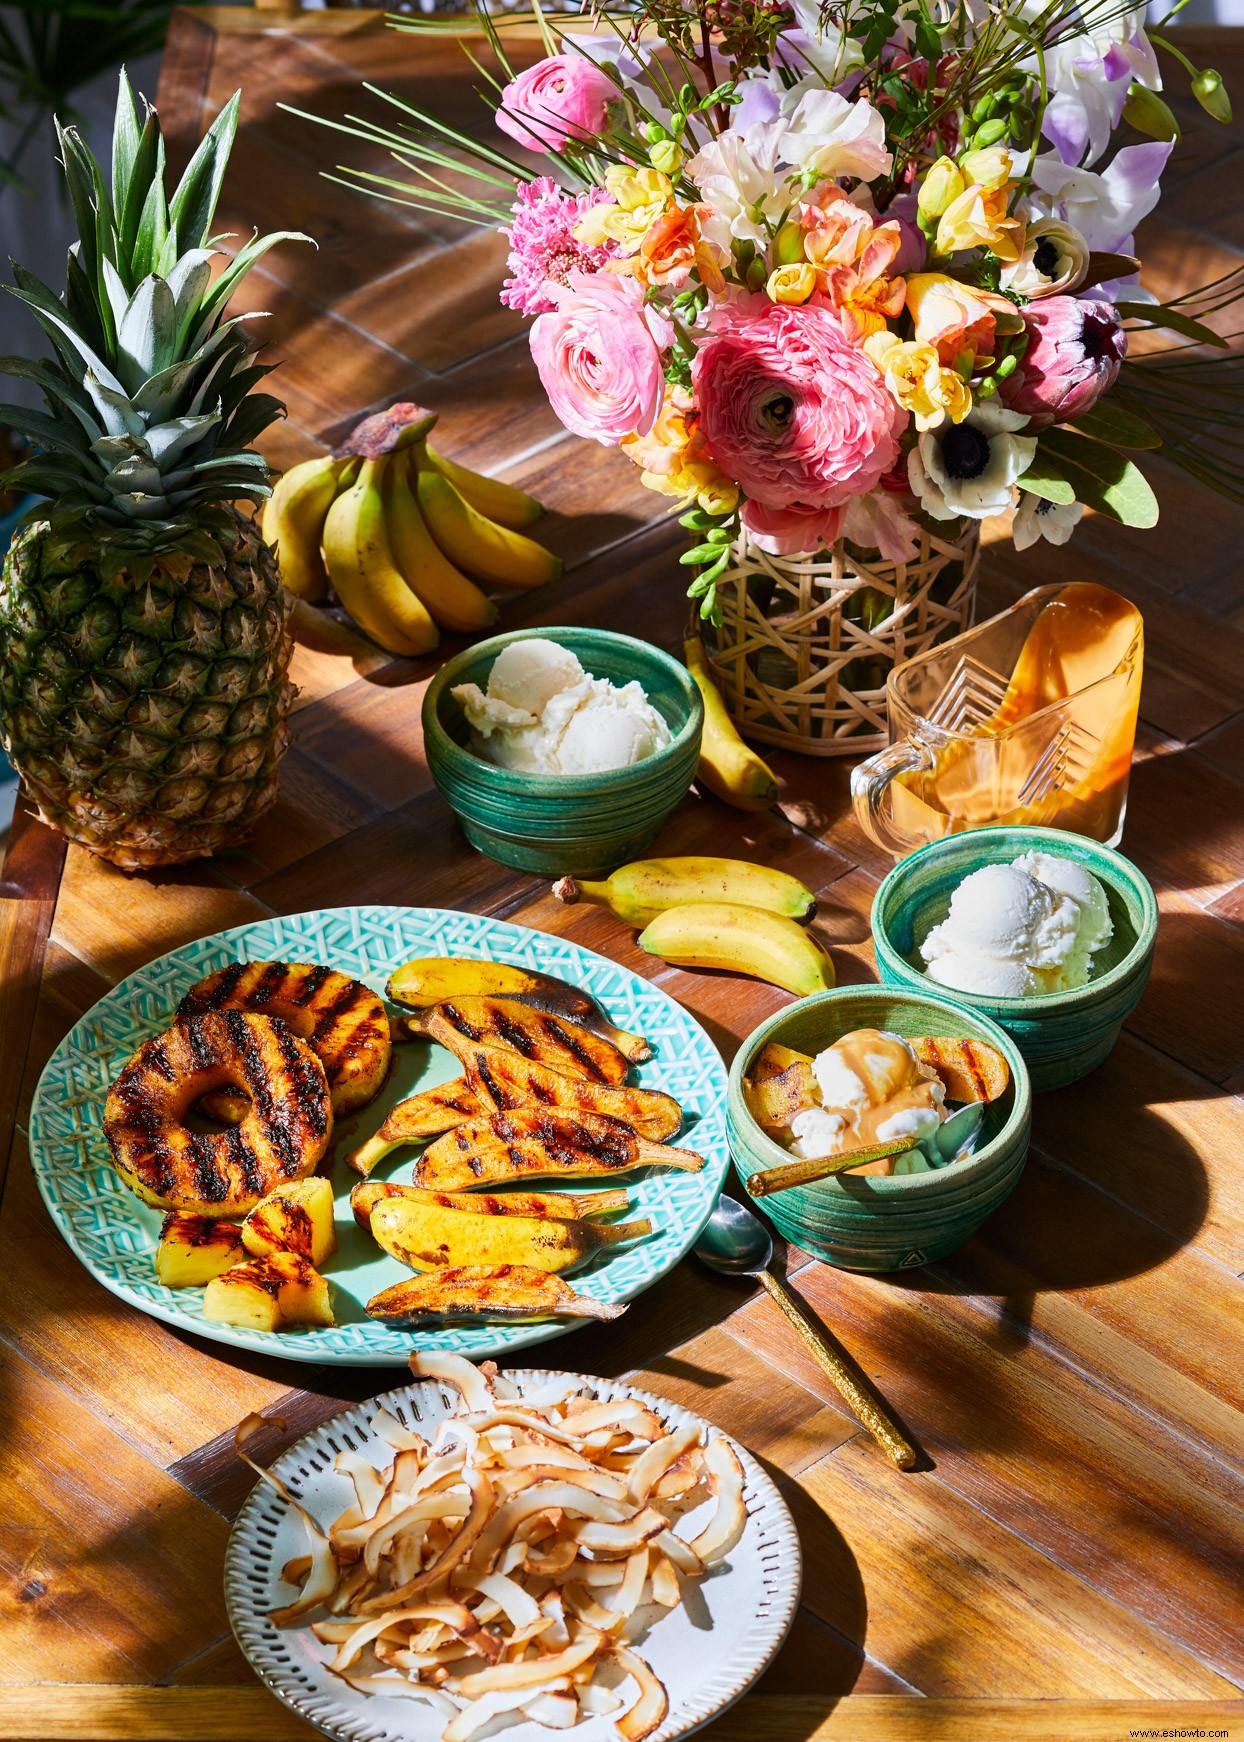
[0,70,311,542]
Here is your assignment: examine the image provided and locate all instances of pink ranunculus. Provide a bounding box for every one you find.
[529,272,664,447]
[742,499,846,557]
[692,297,905,518]
[1001,296,1126,429]
[496,56,617,152]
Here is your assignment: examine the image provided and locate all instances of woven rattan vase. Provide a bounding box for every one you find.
[703,521,980,757]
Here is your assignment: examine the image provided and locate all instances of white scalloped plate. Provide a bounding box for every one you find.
[225,1370,802,1742]
[28,906,730,1365]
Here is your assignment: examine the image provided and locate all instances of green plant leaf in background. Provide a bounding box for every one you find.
[1070,401,1162,450]
[0,0,200,195]
[1038,428,1160,527]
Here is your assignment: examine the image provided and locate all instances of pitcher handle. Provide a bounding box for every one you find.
[850,735,936,857]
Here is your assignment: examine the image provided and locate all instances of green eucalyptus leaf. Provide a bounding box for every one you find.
[1016,448,1076,504]
[1038,428,1159,527]
[1071,401,1162,450]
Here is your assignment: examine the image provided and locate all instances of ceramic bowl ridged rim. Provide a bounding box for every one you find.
[225,1370,802,1742]
[726,984,1031,1200]
[422,626,704,803]
[869,825,1158,1013]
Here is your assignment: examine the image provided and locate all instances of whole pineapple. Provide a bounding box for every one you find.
[0,76,309,869]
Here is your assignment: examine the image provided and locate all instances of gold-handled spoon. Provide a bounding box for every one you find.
[693,1194,918,1470]
[745,1134,917,1198]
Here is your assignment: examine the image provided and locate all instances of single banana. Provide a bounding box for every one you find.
[426,443,544,531]
[370,1194,652,1276]
[383,454,498,634]
[284,594,390,672]
[322,457,439,658]
[684,634,780,811]
[555,856,816,928]
[261,454,345,602]
[638,901,835,996]
[415,453,562,589]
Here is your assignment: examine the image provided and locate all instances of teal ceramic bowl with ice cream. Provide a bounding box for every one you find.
[871,826,1158,1091]
[423,628,703,877]
[726,986,1031,1272]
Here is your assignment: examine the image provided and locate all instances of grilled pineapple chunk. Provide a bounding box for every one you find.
[203,1251,334,1331]
[155,1213,244,1287]
[242,1176,337,1267]
[366,1264,626,1324]
[370,1195,652,1276]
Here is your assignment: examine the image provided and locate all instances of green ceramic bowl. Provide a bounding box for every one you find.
[727,986,1031,1272]
[871,826,1158,1092]
[422,628,703,876]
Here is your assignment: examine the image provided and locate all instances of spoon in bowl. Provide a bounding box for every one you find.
[694,1193,918,1471]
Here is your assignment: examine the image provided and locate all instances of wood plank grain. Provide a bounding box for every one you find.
[50,846,270,989]
[735,1266,1244,1684]
[792,1436,1238,1696]
[0,801,66,1191]
[0,1345,233,1683]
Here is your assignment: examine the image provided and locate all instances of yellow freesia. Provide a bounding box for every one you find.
[958,145,1013,191]
[574,167,673,253]
[766,263,817,304]
[917,157,966,222]
[871,339,972,431]
[935,183,1024,264]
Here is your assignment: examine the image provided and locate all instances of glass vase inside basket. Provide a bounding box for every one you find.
[851,581,1144,857]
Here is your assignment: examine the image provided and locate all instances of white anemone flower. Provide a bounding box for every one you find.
[777,89,892,183]
[686,125,790,247]
[1001,218,1091,298]
[1012,492,1085,550]
[908,400,1038,521]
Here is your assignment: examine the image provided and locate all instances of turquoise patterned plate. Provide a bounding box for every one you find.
[28,905,729,1366]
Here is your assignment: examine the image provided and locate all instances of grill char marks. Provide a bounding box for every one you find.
[103,1010,331,1216]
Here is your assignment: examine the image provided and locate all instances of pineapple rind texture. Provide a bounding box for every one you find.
[0,506,294,869]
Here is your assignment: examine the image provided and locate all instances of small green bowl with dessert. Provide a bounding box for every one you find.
[871,825,1158,1091]
[423,627,703,877]
[726,986,1031,1272]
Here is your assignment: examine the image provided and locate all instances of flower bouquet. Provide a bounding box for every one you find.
[304,0,1241,745]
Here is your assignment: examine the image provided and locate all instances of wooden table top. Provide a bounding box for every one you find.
[2,10,1243,1740]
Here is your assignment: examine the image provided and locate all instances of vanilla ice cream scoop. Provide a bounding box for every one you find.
[920,853,1113,998]
[453,638,671,777]
[789,1028,945,1160]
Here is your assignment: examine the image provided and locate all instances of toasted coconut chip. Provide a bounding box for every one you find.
[335,1450,386,1519]
[235,1414,340,1627]
[335,1671,457,1713]
[580,1682,625,1716]
[282,1554,312,1586]
[370,1407,427,1454]
[490,1370,522,1402]
[523,1690,579,1729]
[649,1552,681,1608]
[411,1351,495,1413]
[362,1466,494,1610]
[625,1423,701,1505]
[470,1481,630,1575]
[606,1548,651,1617]
[569,1506,667,1557]
[453,1626,604,1697]
[330,1600,490,1673]
[539,1588,572,1648]
[457,1407,603,1449]
[325,1560,374,1614]
[362,1486,471,1578]
[491,1441,598,1475]
[653,1457,701,1501]
[443,1681,572,1742]
[564,1558,627,1588]
[524,1534,579,1578]
[653,1528,706,1578]
[453,1569,542,1630]
[687,1433,747,1565]
[558,1399,664,1439]
[615,1645,669,1742]
[492,1462,627,1503]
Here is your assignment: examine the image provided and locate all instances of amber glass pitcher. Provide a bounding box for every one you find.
[850,582,1143,859]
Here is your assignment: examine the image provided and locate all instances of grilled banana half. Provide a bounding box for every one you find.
[177,960,391,1116]
[104,1012,332,1216]
[409,998,629,1084]
[350,1179,630,1232]
[366,1264,625,1324]
[412,1106,704,1192]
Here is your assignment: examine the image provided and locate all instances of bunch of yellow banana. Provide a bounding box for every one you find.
[262,407,562,659]
[554,856,836,996]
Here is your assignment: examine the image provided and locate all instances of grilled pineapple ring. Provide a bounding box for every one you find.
[104,1012,333,1216]
[177,960,391,1116]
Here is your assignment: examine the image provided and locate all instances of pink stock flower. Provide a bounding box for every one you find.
[530,271,664,446]
[501,178,616,317]
[692,298,904,525]
[495,56,617,152]
[1001,296,1126,428]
